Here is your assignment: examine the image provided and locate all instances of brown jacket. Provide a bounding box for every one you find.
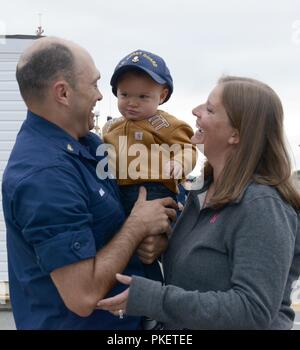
[102,110,197,193]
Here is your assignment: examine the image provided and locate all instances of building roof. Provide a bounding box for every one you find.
[1,35,44,40]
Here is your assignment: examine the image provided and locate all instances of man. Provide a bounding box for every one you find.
[1,37,176,330]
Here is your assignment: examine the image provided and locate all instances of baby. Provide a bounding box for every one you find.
[103,49,196,283]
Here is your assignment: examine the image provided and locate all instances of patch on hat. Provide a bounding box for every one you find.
[132,56,139,63]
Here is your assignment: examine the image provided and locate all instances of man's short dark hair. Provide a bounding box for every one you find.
[16,43,76,102]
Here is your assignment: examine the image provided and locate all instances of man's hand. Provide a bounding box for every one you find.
[129,187,177,238]
[137,234,168,264]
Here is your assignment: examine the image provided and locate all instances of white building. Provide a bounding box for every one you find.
[0,35,39,303]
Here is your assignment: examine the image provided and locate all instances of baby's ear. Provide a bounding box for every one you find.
[159,87,169,104]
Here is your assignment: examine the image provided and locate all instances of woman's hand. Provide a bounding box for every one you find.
[96,273,132,316]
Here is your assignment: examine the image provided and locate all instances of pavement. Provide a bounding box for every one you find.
[293,309,300,330]
[0,308,299,330]
[0,309,15,330]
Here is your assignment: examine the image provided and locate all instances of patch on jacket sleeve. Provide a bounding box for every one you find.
[148,114,170,131]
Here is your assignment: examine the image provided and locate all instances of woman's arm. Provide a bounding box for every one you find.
[98,196,298,329]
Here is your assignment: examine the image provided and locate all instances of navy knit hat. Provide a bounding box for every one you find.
[110,49,173,103]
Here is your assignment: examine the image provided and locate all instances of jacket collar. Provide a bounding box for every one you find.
[25,110,96,161]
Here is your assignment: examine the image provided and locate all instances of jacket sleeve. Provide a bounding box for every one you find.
[102,120,112,140]
[167,123,197,178]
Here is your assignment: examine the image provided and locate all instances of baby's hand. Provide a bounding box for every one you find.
[164,160,183,179]
[178,201,184,211]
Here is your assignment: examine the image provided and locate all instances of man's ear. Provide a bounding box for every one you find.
[159,88,169,105]
[228,129,240,145]
[52,80,70,106]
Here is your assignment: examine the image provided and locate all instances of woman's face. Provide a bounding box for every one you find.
[191,84,238,159]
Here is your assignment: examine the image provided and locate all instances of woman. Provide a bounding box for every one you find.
[97,76,300,329]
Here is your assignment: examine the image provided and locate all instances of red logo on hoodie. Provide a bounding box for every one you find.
[210,213,219,224]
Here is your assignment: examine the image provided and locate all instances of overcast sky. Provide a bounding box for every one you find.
[1,0,300,170]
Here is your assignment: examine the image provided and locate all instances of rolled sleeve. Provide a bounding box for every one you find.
[12,165,97,272]
[34,229,96,273]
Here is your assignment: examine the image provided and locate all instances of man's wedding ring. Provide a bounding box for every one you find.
[118,309,124,319]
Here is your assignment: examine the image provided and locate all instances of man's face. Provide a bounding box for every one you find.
[70,50,102,138]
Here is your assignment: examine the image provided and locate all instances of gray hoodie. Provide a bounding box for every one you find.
[126,181,300,329]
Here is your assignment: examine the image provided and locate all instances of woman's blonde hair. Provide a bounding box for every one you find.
[206,76,300,211]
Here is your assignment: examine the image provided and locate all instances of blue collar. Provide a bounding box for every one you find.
[25,110,96,161]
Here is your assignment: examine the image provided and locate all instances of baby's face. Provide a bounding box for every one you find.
[116,72,168,121]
